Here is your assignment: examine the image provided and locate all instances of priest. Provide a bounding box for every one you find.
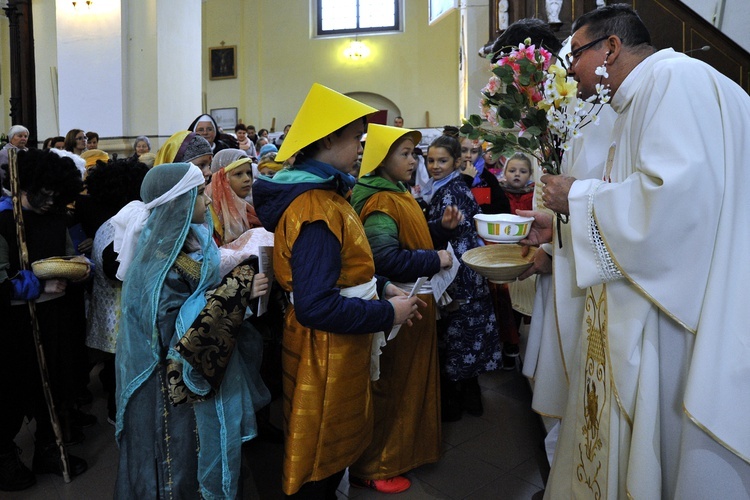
[523,4,750,498]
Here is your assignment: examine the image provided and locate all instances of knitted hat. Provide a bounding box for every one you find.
[359,124,421,178]
[258,153,284,173]
[178,134,212,164]
[258,143,277,158]
[80,149,109,169]
[276,83,377,162]
[137,152,157,169]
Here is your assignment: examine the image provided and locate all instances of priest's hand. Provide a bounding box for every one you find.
[517,248,552,280]
[517,210,553,246]
[540,174,576,215]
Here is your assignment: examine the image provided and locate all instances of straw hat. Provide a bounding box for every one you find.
[359,124,421,178]
[276,83,377,162]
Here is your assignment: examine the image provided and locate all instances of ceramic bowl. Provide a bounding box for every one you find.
[473,213,534,243]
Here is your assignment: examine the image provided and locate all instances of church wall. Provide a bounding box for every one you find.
[681,0,750,53]
[202,0,461,130]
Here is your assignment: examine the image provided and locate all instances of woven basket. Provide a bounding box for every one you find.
[461,244,534,283]
[31,256,90,281]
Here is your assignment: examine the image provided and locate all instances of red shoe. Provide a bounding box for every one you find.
[350,475,411,494]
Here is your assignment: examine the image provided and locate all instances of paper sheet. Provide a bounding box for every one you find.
[387,276,428,341]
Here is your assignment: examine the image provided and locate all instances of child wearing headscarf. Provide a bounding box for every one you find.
[206,149,262,246]
[112,163,270,499]
[154,131,213,182]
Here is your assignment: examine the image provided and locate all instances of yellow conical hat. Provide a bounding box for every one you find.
[359,124,422,178]
[276,83,377,162]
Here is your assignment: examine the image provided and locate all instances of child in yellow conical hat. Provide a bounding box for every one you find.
[349,124,464,493]
[252,84,426,497]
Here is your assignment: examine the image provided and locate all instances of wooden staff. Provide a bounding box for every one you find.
[7,149,71,483]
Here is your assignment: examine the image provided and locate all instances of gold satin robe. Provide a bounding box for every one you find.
[273,189,376,495]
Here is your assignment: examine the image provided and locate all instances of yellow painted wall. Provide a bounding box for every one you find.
[202,0,461,130]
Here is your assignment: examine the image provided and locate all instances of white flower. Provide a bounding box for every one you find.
[595,65,609,78]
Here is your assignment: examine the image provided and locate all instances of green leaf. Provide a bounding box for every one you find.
[518,74,531,86]
[459,123,474,135]
[468,115,482,127]
[511,108,522,121]
[498,105,514,119]
[518,136,531,148]
[468,129,481,140]
[500,119,515,129]
[525,126,542,137]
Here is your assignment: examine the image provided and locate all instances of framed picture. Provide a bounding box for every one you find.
[209,46,236,80]
[210,108,238,131]
[429,0,457,25]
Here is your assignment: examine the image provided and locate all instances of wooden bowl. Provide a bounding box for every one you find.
[461,244,534,283]
[31,256,90,281]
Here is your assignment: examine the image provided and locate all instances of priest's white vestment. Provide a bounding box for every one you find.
[546,49,750,499]
[523,103,617,420]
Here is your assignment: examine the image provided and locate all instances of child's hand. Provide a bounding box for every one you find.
[389,295,427,327]
[250,272,269,300]
[437,250,453,269]
[441,205,464,230]
[44,279,67,294]
[461,161,478,179]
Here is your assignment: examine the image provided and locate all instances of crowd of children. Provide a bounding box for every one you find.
[0,82,539,497]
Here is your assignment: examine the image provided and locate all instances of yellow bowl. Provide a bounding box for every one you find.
[31,256,90,281]
[473,213,534,243]
[461,244,535,283]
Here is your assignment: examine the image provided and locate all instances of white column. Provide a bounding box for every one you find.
[56,0,123,137]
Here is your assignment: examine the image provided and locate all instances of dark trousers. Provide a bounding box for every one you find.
[286,470,346,500]
[0,299,73,452]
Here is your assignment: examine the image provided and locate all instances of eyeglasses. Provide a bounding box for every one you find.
[565,35,610,66]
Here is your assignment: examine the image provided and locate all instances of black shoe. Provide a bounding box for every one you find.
[461,377,484,416]
[441,380,463,422]
[63,427,86,446]
[502,353,518,371]
[32,445,87,478]
[67,408,97,428]
[74,389,93,408]
[503,343,520,357]
[0,448,36,491]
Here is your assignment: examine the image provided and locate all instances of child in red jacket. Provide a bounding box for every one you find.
[500,153,534,213]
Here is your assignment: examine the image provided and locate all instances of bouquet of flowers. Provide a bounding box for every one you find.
[460,39,608,176]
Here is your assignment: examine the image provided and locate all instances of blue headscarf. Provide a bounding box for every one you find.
[116,163,261,499]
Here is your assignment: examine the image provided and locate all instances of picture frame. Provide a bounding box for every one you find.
[210,107,238,131]
[209,45,236,80]
[429,0,457,25]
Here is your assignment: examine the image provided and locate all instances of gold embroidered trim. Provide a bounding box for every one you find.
[683,404,750,465]
[576,285,609,499]
[174,252,202,282]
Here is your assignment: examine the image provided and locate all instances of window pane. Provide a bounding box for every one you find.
[359,0,396,29]
[320,0,357,31]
